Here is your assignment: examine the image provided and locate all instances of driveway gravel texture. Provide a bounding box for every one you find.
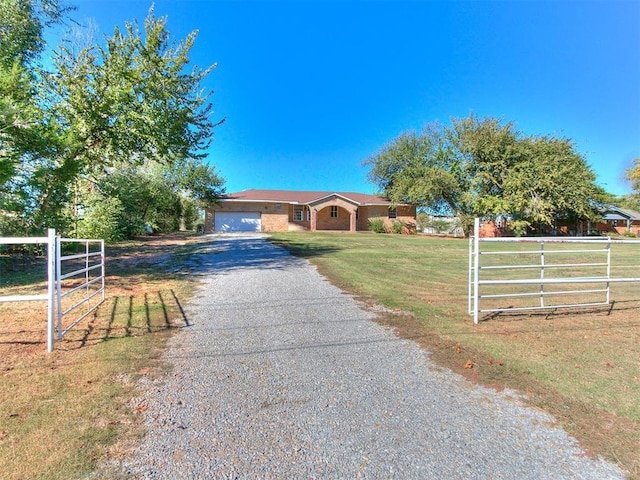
[113,234,625,479]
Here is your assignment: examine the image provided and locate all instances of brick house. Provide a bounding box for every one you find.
[205,189,416,233]
[587,206,640,236]
[476,206,640,238]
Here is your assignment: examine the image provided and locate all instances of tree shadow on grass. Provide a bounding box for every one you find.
[267,237,342,260]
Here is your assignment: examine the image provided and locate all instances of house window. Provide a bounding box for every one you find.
[293,205,304,221]
[612,220,618,228]
[388,207,397,219]
[330,206,338,218]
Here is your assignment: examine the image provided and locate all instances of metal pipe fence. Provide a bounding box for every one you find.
[0,230,105,351]
[469,218,640,324]
[56,237,105,343]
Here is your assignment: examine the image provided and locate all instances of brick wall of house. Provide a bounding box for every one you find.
[316,206,351,231]
[595,220,640,237]
[359,205,416,232]
[394,205,417,232]
[261,212,289,232]
[625,222,640,236]
[356,206,373,230]
[479,221,500,238]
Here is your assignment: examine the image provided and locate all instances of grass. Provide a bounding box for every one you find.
[270,231,640,479]
[0,233,207,480]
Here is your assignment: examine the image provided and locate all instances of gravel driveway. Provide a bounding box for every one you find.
[114,234,624,479]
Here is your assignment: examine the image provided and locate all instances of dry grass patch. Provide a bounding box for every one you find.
[0,233,209,480]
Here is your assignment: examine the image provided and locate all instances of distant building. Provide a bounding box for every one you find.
[587,206,640,236]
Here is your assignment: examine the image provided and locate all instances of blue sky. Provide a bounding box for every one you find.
[63,0,639,196]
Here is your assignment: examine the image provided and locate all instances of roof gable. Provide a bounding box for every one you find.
[308,193,360,207]
[603,206,640,221]
[221,189,395,206]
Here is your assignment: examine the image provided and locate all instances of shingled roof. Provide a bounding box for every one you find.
[602,205,640,221]
[221,189,394,206]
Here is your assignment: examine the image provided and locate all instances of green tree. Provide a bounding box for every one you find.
[42,7,223,236]
[498,135,605,233]
[0,0,68,189]
[366,114,604,236]
[614,194,640,213]
[47,7,220,178]
[365,117,509,234]
[76,193,127,242]
[365,124,462,213]
[1,3,225,238]
[626,158,640,193]
[74,158,223,240]
[0,0,73,235]
[173,158,225,203]
[0,0,69,67]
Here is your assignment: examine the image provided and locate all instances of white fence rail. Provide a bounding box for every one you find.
[55,237,105,344]
[469,218,640,324]
[0,230,105,351]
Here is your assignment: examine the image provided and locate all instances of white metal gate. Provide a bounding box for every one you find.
[0,230,105,351]
[469,218,640,324]
[55,236,105,347]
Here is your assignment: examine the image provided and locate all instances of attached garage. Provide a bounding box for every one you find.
[214,212,261,232]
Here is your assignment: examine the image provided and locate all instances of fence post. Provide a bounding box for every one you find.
[539,241,545,308]
[56,234,62,340]
[468,233,473,315]
[473,218,480,324]
[46,229,56,353]
[606,238,611,304]
[100,240,106,302]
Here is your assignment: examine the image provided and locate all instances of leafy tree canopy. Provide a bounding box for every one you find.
[0,0,70,68]
[614,194,640,213]
[626,158,640,193]
[366,114,606,235]
[1,1,225,238]
[0,0,70,187]
[47,7,221,174]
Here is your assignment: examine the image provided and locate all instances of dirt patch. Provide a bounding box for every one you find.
[107,233,204,270]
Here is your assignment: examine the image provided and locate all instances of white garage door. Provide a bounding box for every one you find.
[214,212,261,232]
